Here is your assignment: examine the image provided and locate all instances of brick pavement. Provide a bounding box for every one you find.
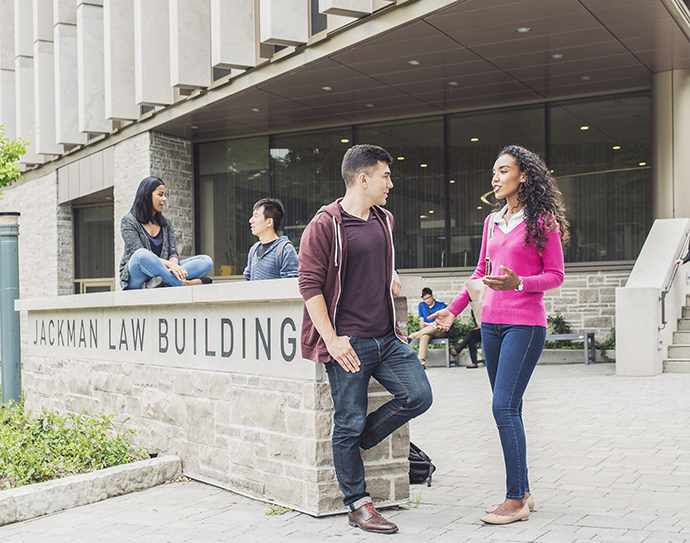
[1,363,688,542]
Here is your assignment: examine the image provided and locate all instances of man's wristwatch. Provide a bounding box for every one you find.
[515,277,524,292]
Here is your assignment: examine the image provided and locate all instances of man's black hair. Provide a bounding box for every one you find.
[130,176,167,226]
[253,198,285,232]
[422,287,433,297]
[341,144,393,187]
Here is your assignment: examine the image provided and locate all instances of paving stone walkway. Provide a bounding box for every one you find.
[1,363,688,542]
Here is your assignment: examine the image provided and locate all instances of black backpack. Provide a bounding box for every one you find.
[409,442,436,486]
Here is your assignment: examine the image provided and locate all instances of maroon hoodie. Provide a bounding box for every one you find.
[298,198,403,364]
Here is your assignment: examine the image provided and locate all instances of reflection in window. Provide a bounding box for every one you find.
[549,92,651,262]
[271,128,353,252]
[448,105,545,267]
[73,205,114,293]
[358,118,444,269]
[198,137,269,276]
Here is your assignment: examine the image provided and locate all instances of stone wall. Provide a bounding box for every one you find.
[407,269,630,342]
[0,171,66,299]
[16,282,409,515]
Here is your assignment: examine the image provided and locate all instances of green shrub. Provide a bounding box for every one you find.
[0,393,146,490]
[545,311,576,349]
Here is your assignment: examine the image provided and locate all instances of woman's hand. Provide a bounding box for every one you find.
[483,265,522,291]
[164,259,188,281]
[430,308,455,331]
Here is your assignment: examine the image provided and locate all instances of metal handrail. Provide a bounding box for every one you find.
[660,231,690,330]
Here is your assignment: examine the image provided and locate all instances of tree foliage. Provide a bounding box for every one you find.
[0,125,28,192]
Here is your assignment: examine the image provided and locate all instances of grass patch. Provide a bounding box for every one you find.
[0,393,147,490]
[265,504,294,516]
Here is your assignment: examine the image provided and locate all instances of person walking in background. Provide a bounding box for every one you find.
[299,144,432,534]
[432,145,567,525]
[119,176,213,289]
[408,287,451,368]
[244,198,298,281]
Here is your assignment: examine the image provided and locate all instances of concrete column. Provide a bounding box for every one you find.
[54,0,87,145]
[77,1,110,134]
[170,0,211,89]
[104,0,138,121]
[211,0,256,70]
[0,0,16,137]
[319,0,372,17]
[33,0,61,155]
[259,0,308,46]
[14,0,43,165]
[134,0,172,106]
[0,212,21,405]
[652,70,690,220]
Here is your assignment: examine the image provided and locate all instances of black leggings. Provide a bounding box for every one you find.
[455,328,482,364]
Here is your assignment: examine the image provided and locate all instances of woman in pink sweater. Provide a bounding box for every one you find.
[433,145,568,525]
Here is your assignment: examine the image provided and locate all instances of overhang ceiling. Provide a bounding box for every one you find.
[156,0,690,142]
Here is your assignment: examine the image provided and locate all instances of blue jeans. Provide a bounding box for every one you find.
[481,323,545,500]
[325,330,433,507]
[127,248,213,289]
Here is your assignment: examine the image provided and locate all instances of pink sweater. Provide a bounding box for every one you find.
[447,214,564,327]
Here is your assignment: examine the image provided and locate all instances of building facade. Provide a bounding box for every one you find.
[2,0,690,339]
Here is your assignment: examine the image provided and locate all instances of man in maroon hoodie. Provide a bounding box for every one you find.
[298,145,433,534]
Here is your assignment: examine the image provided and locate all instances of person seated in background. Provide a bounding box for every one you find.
[451,317,483,368]
[244,198,299,281]
[408,288,455,368]
[120,176,213,289]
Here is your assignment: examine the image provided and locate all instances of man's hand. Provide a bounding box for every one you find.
[326,336,361,373]
[392,271,402,297]
[483,265,521,291]
[430,308,454,331]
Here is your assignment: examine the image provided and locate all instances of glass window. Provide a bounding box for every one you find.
[195,91,651,271]
[549,92,652,262]
[271,128,352,252]
[73,205,114,280]
[357,118,445,269]
[198,137,269,276]
[447,105,545,267]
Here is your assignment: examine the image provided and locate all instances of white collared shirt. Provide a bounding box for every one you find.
[493,205,525,234]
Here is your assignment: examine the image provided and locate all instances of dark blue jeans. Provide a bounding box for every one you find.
[481,323,545,500]
[325,330,433,507]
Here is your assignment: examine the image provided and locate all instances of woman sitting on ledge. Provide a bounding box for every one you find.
[119,176,213,289]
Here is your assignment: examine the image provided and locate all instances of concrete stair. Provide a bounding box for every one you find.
[664,295,690,372]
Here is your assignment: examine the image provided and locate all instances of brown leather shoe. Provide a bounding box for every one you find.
[348,502,398,534]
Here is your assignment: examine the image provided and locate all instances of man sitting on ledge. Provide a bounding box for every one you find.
[299,144,433,535]
[408,287,454,368]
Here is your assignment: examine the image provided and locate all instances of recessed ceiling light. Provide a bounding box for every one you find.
[408,60,421,66]
[516,27,531,33]
[551,54,564,59]
[612,145,621,150]
[580,75,592,81]
[190,125,199,130]
[470,137,479,142]
[429,210,434,214]
[365,103,375,108]
[420,215,428,218]
[321,86,333,91]
[580,126,589,131]
[639,162,647,166]
[341,138,350,143]
[251,108,261,112]
[448,81,460,86]
[449,180,455,184]
[420,163,428,168]
[397,156,405,160]
[477,206,482,210]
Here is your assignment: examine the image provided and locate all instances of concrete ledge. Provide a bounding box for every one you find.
[0,455,181,526]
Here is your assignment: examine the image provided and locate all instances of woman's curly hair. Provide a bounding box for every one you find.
[493,145,570,250]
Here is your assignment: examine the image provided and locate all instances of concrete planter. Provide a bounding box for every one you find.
[0,455,181,526]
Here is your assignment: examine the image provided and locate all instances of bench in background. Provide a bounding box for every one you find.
[545,332,596,365]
